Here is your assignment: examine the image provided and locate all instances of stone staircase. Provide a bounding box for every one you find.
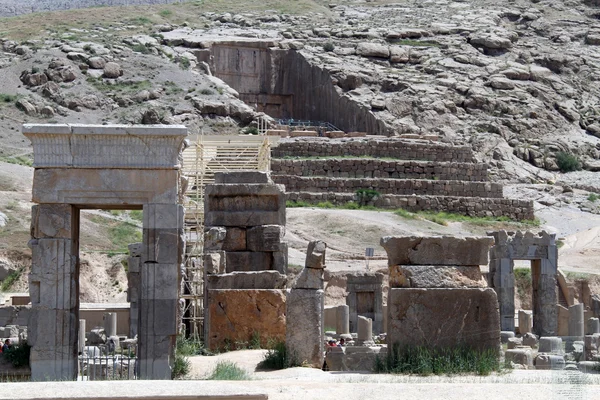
[271,137,535,221]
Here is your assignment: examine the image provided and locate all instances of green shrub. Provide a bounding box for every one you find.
[172,353,190,379]
[258,341,299,370]
[159,9,173,18]
[1,267,24,292]
[323,41,335,52]
[207,361,250,380]
[588,193,599,202]
[375,344,501,376]
[556,152,581,172]
[3,344,31,368]
[132,44,150,54]
[0,93,17,103]
[179,57,191,70]
[245,126,259,135]
[249,331,261,350]
[356,189,380,206]
[394,208,417,219]
[200,88,214,95]
[176,335,204,356]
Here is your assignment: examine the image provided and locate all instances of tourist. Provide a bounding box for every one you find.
[2,339,11,353]
[337,338,345,347]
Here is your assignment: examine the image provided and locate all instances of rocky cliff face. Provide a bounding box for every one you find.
[0,0,186,17]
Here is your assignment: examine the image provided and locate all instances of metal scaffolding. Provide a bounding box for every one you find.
[179,134,276,339]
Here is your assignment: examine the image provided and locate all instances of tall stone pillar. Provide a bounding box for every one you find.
[568,303,584,339]
[28,204,79,381]
[532,258,558,336]
[489,258,515,331]
[78,319,86,354]
[138,204,185,379]
[336,305,350,335]
[356,316,374,346]
[127,243,142,339]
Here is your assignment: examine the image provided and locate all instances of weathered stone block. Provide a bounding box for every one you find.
[293,267,324,289]
[522,332,538,348]
[505,348,533,368]
[389,265,486,288]
[225,251,272,272]
[32,204,72,238]
[286,289,324,368]
[500,331,515,344]
[206,289,286,351]
[214,171,272,184]
[381,236,493,266]
[223,227,247,251]
[206,271,287,289]
[538,337,563,354]
[128,242,143,257]
[518,310,533,334]
[535,354,565,370]
[387,288,500,351]
[273,244,288,274]
[305,240,327,269]
[204,252,225,274]
[204,227,226,251]
[246,225,283,252]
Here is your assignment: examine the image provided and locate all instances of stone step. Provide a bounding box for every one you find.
[274,175,503,198]
[271,158,488,182]
[285,192,535,221]
[271,137,476,163]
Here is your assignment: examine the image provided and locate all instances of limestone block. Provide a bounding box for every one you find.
[325,346,346,371]
[31,204,72,238]
[344,346,383,371]
[381,236,493,266]
[538,337,563,354]
[273,243,288,274]
[225,251,273,272]
[507,337,522,349]
[586,318,600,335]
[128,242,143,257]
[356,316,373,346]
[584,334,599,351]
[128,256,141,274]
[500,331,515,344]
[286,289,324,368]
[557,304,569,336]
[522,332,538,348]
[204,252,225,274]
[206,271,287,289]
[535,354,565,370]
[32,169,180,206]
[246,225,284,252]
[207,289,286,351]
[388,265,486,288]
[505,348,534,368]
[204,227,226,251]
[518,310,533,334]
[305,240,327,269]
[143,227,184,265]
[387,288,500,352]
[223,227,247,251]
[293,267,324,290]
[214,171,271,184]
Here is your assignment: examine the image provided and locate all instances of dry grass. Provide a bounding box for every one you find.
[0,0,330,41]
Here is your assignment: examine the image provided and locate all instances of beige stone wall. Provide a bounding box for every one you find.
[206,289,286,351]
[286,192,535,221]
[272,159,488,181]
[275,176,503,198]
[272,139,475,162]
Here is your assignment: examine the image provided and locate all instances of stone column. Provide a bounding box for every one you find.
[568,303,585,338]
[28,204,79,381]
[532,258,558,336]
[490,258,515,332]
[286,289,324,367]
[518,310,532,335]
[138,204,184,380]
[104,313,117,337]
[78,319,86,354]
[586,317,600,335]
[127,243,142,339]
[356,316,374,346]
[336,305,350,336]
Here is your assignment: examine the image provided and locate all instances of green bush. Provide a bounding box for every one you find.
[3,344,31,368]
[588,193,599,202]
[1,267,24,292]
[258,341,299,370]
[132,44,150,54]
[323,41,335,52]
[172,353,190,379]
[556,152,581,172]
[356,189,380,206]
[207,361,250,380]
[245,126,259,135]
[176,335,204,356]
[375,344,501,376]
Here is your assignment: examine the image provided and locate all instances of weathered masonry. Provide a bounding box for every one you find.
[24,124,187,381]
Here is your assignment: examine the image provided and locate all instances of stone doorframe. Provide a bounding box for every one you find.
[488,230,558,336]
[24,124,187,381]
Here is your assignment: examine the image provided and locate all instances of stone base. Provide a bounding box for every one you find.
[206,289,286,351]
[387,288,500,352]
[325,346,384,372]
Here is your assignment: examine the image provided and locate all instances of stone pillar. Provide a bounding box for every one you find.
[28,204,79,381]
[568,304,585,338]
[518,310,532,335]
[490,258,515,332]
[286,289,324,368]
[532,258,557,336]
[586,317,600,335]
[138,204,184,380]
[127,243,142,339]
[78,319,86,354]
[356,316,374,346]
[104,313,117,337]
[336,305,350,336]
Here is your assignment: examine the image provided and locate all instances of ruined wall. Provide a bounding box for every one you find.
[271,139,475,162]
[274,176,503,198]
[272,159,488,182]
[287,192,534,221]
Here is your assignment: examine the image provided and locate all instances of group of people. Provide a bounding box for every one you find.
[326,337,345,348]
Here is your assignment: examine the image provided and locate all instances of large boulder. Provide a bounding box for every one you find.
[103,62,123,79]
[470,34,512,50]
[356,42,390,58]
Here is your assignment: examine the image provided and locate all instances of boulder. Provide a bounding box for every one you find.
[535,354,565,370]
[470,34,512,50]
[20,71,48,87]
[45,65,77,83]
[505,348,534,368]
[103,62,123,79]
[356,42,390,58]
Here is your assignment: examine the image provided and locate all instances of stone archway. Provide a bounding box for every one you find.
[488,230,558,336]
[24,124,187,381]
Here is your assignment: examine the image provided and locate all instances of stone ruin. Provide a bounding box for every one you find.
[488,230,557,336]
[346,272,384,335]
[24,124,187,380]
[381,236,501,352]
[203,171,287,351]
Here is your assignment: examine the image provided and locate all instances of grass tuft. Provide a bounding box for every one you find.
[588,193,599,202]
[207,361,250,380]
[1,266,24,292]
[375,344,501,376]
